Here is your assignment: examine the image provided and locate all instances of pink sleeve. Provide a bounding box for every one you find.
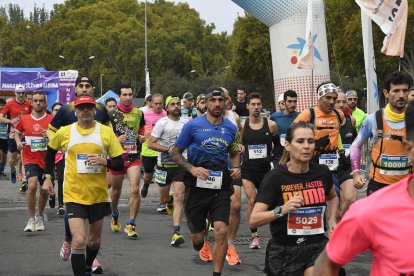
[350,139,362,172]
[326,203,371,265]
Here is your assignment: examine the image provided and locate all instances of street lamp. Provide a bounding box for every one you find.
[100,73,104,97]
[216,66,230,75]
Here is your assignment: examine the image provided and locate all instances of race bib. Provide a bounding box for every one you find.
[343,144,351,157]
[280,134,286,147]
[121,140,138,154]
[0,124,7,135]
[248,144,267,159]
[30,138,47,152]
[76,154,102,174]
[380,154,409,176]
[154,169,167,185]
[319,154,339,171]
[196,171,223,189]
[287,206,325,235]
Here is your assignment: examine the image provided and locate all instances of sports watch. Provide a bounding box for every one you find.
[274,206,284,218]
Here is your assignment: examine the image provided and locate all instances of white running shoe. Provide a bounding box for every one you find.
[24,218,35,232]
[34,215,45,231]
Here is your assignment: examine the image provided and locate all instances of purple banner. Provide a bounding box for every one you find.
[58,70,78,105]
[0,71,59,90]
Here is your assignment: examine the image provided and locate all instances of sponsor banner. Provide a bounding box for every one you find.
[58,70,78,105]
[0,71,59,90]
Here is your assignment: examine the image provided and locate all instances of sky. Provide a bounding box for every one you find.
[1,0,246,34]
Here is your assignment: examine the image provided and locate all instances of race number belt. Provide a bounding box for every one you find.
[287,206,325,235]
[280,134,286,147]
[380,154,409,176]
[196,171,223,189]
[121,140,138,154]
[319,154,339,171]
[76,154,102,174]
[154,168,167,185]
[343,144,351,157]
[248,144,267,159]
[30,138,47,152]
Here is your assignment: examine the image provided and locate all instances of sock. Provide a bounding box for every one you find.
[64,212,72,242]
[127,218,135,225]
[173,225,180,233]
[228,240,234,245]
[85,245,100,267]
[71,249,85,276]
[112,209,119,218]
[213,272,221,276]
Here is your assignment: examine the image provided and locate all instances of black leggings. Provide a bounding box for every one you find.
[55,159,65,206]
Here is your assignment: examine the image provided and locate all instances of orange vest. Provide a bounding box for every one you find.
[370,111,410,185]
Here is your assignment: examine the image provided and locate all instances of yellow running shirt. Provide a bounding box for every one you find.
[48,122,124,205]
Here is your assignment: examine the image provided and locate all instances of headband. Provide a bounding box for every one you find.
[317,83,338,99]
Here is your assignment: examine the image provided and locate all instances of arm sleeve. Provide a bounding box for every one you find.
[175,122,193,150]
[44,146,58,175]
[229,130,241,153]
[326,203,371,265]
[350,116,373,171]
[48,108,64,132]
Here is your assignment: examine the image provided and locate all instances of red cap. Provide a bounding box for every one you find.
[74,95,96,107]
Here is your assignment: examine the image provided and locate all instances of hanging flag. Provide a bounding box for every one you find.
[356,0,408,57]
[297,0,314,69]
[145,68,151,96]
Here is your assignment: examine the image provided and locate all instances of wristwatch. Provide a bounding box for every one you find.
[274,206,284,218]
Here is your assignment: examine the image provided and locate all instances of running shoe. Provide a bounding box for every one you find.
[199,241,213,262]
[124,223,138,239]
[91,258,103,274]
[0,171,6,177]
[17,173,23,182]
[24,218,35,232]
[111,215,121,232]
[60,240,71,261]
[10,167,16,184]
[170,232,185,247]
[226,244,241,265]
[19,182,28,193]
[57,206,65,215]
[208,222,214,232]
[140,183,149,198]
[166,192,174,216]
[34,215,45,231]
[157,203,166,213]
[250,236,261,249]
[49,195,56,208]
[85,267,92,276]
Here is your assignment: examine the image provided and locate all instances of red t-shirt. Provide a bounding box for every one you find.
[326,175,414,275]
[1,100,32,138]
[15,113,53,168]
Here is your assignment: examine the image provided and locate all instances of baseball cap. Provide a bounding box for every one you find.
[277,93,284,103]
[345,90,358,98]
[183,92,194,100]
[196,94,206,104]
[75,75,95,87]
[145,94,152,101]
[165,95,180,107]
[74,95,96,107]
[205,86,225,98]
[15,85,25,92]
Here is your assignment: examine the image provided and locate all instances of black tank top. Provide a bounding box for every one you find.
[242,117,272,171]
[339,114,356,145]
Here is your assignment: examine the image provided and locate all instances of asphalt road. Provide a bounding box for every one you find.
[0,174,372,276]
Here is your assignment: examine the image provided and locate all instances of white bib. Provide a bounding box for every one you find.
[248,144,267,159]
[154,168,167,185]
[280,134,286,147]
[287,206,325,235]
[196,171,223,189]
[121,140,138,154]
[319,154,339,171]
[343,144,351,157]
[76,154,102,174]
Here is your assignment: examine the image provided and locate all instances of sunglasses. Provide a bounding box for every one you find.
[76,105,95,111]
[77,83,92,88]
[16,92,25,95]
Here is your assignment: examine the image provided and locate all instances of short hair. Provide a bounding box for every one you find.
[117,84,133,96]
[247,92,262,104]
[284,90,297,101]
[406,100,414,141]
[237,87,246,93]
[32,91,47,100]
[384,71,413,91]
[105,97,117,105]
[51,102,62,110]
[0,99,6,105]
[152,93,164,101]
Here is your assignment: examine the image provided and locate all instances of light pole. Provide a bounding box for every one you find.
[100,73,104,97]
[184,70,197,78]
[216,66,230,75]
[59,55,96,71]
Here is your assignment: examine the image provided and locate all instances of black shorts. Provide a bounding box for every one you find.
[155,165,185,187]
[8,138,17,153]
[336,166,352,184]
[142,156,157,173]
[264,237,327,276]
[66,202,111,224]
[367,179,388,196]
[241,168,268,189]
[0,138,7,153]
[24,164,45,185]
[232,178,242,186]
[184,186,233,234]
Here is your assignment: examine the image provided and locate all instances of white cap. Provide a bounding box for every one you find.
[15,85,25,92]
[277,93,284,103]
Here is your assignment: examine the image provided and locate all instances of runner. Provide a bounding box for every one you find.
[15,91,53,232]
[0,85,32,184]
[170,86,241,276]
[148,95,187,246]
[193,94,207,118]
[313,100,414,275]
[140,94,152,112]
[277,93,285,112]
[351,71,413,195]
[409,85,414,102]
[234,87,249,117]
[180,92,195,120]
[334,91,358,216]
[241,92,278,250]
[104,97,117,113]
[345,90,367,131]
[269,90,299,164]
[108,84,145,239]
[0,99,8,177]
[43,95,124,276]
[250,121,338,276]
[140,94,167,211]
